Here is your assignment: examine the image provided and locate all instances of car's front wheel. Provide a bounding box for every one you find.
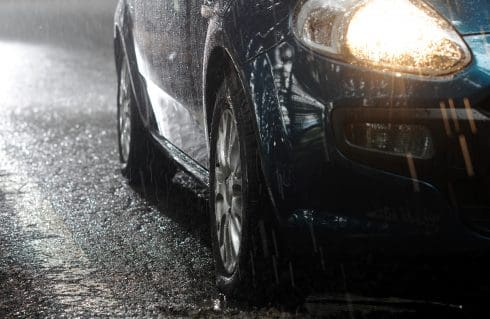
[209,71,271,296]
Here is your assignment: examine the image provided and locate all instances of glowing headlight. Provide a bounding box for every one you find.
[294,0,471,75]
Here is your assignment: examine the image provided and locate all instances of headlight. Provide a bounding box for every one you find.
[294,0,471,76]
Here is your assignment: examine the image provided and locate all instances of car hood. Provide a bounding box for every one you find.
[426,0,490,35]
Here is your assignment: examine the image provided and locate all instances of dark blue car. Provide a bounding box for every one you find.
[114,0,490,294]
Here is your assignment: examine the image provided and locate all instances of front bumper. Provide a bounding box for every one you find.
[254,33,490,253]
[284,106,490,255]
[333,105,490,232]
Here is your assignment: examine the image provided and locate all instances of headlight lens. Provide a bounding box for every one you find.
[294,0,471,75]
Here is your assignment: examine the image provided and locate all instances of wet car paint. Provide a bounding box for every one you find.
[116,1,490,255]
[115,0,490,253]
[427,0,490,35]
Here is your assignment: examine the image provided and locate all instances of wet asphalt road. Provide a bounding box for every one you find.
[0,1,222,317]
[0,1,489,318]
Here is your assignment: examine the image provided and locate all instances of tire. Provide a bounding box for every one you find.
[209,70,273,296]
[117,56,149,185]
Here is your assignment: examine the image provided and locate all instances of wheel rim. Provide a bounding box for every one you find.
[118,63,132,164]
[215,109,243,274]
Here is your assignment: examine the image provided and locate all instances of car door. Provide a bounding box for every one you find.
[132,0,210,168]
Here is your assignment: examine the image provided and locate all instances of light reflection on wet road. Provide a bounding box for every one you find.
[0,149,121,316]
[0,42,223,317]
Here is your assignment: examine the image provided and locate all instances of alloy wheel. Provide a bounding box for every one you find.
[214,109,243,274]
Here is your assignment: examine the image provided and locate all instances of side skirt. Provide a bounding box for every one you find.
[150,131,210,188]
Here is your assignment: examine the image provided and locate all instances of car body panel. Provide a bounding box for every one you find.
[123,0,210,167]
[426,0,490,35]
[224,0,291,63]
[114,0,490,252]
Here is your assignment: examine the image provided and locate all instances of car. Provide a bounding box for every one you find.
[113,0,490,294]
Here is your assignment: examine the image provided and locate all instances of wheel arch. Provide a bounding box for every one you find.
[204,46,232,132]
[204,45,281,221]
